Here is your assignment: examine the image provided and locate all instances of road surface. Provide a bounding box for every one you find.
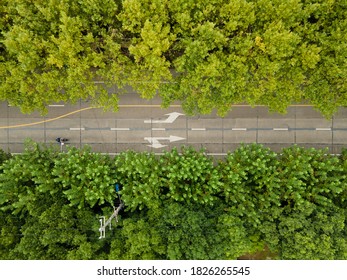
[1,92,346,155]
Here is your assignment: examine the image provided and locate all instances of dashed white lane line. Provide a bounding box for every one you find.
[110,128,130,131]
[152,128,166,131]
[63,127,335,132]
[315,128,332,131]
[48,104,65,107]
[69,127,85,131]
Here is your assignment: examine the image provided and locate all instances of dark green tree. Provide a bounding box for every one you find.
[218,144,281,254]
[0,142,107,259]
[159,147,222,205]
[1,142,347,260]
[0,148,11,166]
[114,151,162,211]
[275,146,347,259]
[52,146,117,209]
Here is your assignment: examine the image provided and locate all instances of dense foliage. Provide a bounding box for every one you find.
[0,142,347,260]
[0,0,346,116]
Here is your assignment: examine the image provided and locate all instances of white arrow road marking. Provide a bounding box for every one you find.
[145,139,167,149]
[144,112,184,124]
[144,135,185,148]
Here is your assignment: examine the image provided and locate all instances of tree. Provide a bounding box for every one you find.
[218,144,282,253]
[277,202,347,259]
[52,146,117,209]
[159,147,222,205]
[0,148,10,166]
[0,141,107,259]
[0,0,123,113]
[1,142,347,259]
[1,1,346,117]
[275,146,347,259]
[157,0,347,117]
[114,151,162,211]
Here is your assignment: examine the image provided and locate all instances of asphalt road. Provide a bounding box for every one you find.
[1,92,347,154]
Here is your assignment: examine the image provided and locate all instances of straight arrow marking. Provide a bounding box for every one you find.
[144,137,167,149]
[144,112,184,124]
[144,135,185,148]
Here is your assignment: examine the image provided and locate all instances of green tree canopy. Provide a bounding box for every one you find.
[0,143,347,259]
[0,0,346,117]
